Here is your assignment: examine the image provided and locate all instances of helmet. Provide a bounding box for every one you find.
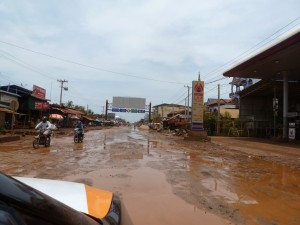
[42,116,47,122]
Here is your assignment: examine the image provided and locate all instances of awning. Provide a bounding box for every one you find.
[70,115,80,120]
[0,107,14,113]
[0,103,11,109]
[49,114,64,120]
[82,116,94,121]
[0,107,25,115]
[52,107,85,115]
[223,28,300,81]
[30,94,50,101]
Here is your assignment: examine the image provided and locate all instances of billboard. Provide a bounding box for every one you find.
[113,97,146,110]
[191,81,204,131]
[34,101,49,110]
[33,85,46,99]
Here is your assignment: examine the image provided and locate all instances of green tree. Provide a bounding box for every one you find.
[204,112,217,135]
[221,111,233,135]
[74,105,85,113]
[66,100,74,107]
[87,109,94,115]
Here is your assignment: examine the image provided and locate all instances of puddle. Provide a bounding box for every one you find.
[231,158,300,225]
[65,167,230,225]
[2,127,300,225]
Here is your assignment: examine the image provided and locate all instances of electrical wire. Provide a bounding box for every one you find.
[0,17,299,110]
[171,90,188,104]
[0,40,188,85]
[0,51,56,81]
[204,17,300,83]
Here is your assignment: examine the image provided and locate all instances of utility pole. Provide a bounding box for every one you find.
[105,99,108,120]
[185,97,187,118]
[217,84,220,135]
[148,102,152,123]
[184,85,191,122]
[57,79,68,106]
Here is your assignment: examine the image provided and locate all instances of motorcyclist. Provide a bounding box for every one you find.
[35,116,52,138]
[75,119,84,138]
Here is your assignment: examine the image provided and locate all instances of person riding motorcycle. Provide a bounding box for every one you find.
[76,119,84,130]
[35,116,52,138]
[75,119,84,138]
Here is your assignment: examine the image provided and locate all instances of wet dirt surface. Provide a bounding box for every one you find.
[1,126,300,225]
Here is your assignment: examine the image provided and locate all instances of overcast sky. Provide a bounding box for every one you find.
[0,0,299,122]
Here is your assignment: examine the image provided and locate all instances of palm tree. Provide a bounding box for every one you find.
[66,100,74,107]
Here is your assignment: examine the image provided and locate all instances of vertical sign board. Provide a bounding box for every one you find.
[289,122,296,140]
[191,81,204,130]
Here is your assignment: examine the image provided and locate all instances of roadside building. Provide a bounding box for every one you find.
[206,98,236,113]
[0,85,50,128]
[0,90,21,128]
[223,28,300,140]
[50,105,85,128]
[229,77,260,100]
[152,103,190,120]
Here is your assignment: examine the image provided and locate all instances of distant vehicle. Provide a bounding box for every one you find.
[0,173,121,225]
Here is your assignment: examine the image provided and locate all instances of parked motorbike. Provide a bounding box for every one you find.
[33,128,52,149]
[74,128,84,143]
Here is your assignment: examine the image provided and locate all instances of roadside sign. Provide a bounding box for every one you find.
[289,128,295,140]
[112,107,145,113]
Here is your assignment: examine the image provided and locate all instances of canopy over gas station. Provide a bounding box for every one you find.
[224,28,300,80]
[223,27,300,139]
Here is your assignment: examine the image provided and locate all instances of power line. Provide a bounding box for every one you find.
[205,77,227,85]
[204,17,300,83]
[0,50,56,80]
[171,90,188,104]
[167,86,186,103]
[0,40,188,85]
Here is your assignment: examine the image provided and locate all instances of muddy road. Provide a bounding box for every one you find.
[1,126,300,225]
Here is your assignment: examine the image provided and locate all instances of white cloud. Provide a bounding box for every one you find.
[0,0,299,120]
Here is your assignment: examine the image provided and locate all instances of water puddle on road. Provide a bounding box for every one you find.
[230,158,300,225]
[186,150,300,225]
[64,167,230,225]
[2,128,300,225]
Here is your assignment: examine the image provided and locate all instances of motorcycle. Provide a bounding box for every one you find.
[74,128,84,143]
[33,128,52,149]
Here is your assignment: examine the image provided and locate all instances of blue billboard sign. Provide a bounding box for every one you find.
[112,108,145,113]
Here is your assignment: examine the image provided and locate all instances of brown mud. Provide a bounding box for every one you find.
[0,126,300,225]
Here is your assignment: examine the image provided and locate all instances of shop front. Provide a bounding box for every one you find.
[28,97,50,126]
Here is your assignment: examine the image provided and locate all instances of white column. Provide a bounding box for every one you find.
[282,71,288,139]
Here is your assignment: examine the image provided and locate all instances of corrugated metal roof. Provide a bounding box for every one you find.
[52,107,85,115]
